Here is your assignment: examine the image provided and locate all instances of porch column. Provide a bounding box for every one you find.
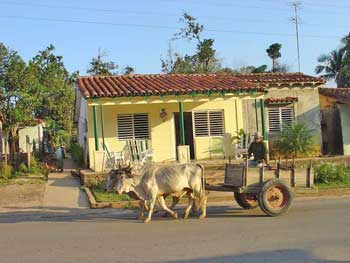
[92,105,99,151]
[260,99,267,140]
[254,99,259,132]
[179,102,186,145]
[100,105,105,150]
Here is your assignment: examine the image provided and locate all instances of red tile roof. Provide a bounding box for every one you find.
[76,74,265,98]
[319,88,350,103]
[235,72,324,86]
[76,73,324,99]
[265,97,298,105]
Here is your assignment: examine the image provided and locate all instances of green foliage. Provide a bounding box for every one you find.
[0,163,13,179]
[266,43,282,72]
[314,163,350,184]
[18,162,28,173]
[70,143,84,167]
[87,48,135,76]
[161,12,221,74]
[91,181,132,202]
[316,33,350,87]
[276,123,314,160]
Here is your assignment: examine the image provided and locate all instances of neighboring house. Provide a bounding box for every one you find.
[18,120,45,153]
[238,73,325,153]
[75,74,266,171]
[319,88,350,155]
[0,113,3,157]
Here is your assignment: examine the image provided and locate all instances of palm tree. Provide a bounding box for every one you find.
[315,49,345,83]
[266,43,282,72]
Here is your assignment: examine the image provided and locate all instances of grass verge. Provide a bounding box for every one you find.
[0,178,47,187]
[90,182,132,202]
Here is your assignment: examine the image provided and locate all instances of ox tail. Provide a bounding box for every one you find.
[196,163,206,209]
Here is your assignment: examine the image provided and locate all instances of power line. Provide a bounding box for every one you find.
[1,1,350,30]
[0,15,343,39]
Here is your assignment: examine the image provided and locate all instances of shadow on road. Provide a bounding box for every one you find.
[163,249,347,263]
[0,205,268,223]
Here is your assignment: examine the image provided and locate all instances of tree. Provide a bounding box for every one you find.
[276,123,314,163]
[266,43,282,72]
[123,65,135,75]
[0,43,38,160]
[315,49,345,82]
[161,12,221,74]
[28,44,76,143]
[337,33,350,87]
[87,48,118,76]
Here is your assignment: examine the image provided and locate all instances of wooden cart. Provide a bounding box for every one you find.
[205,159,298,216]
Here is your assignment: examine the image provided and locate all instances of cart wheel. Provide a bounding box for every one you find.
[234,192,259,209]
[258,179,294,217]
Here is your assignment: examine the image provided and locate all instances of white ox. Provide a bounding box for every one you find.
[114,163,207,223]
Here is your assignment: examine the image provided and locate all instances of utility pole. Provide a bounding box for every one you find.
[290,1,302,72]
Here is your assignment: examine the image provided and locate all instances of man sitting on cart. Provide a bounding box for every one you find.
[248,132,268,167]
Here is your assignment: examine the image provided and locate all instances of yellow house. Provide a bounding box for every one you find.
[75,74,266,171]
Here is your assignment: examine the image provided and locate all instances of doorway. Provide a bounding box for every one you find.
[174,112,195,160]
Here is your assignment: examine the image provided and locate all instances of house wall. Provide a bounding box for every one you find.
[85,94,259,170]
[0,120,2,157]
[243,86,322,153]
[338,104,350,155]
[18,125,43,153]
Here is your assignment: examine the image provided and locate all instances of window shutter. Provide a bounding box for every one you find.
[194,110,224,137]
[194,112,209,137]
[117,113,149,140]
[133,113,150,139]
[268,108,281,132]
[117,114,133,140]
[281,108,294,129]
[209,111,224,136]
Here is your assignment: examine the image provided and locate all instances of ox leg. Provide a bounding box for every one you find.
[183,193,194,219]
[199,195,207,219]
[162,196,179,217]
[144,198,156,223]
[137,200,146,220]
[158,196,178,219]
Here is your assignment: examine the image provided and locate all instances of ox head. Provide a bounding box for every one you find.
[105,168,123,192]
[114,172,136,195]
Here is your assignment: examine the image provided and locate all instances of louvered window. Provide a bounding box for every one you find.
[268,107,294,132]
[117,113,150,140]
[194,110,224,137]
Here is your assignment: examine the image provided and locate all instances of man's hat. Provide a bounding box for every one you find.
[253,132,262,139]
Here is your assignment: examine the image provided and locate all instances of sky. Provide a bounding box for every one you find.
[1,0,349,82]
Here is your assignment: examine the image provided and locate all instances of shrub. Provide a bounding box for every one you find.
[70,143,84,167]
[314,163,350,184]
[0,163,13,179]
[18,163,28,173]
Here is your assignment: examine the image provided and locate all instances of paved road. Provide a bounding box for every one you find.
[0,196,349,263]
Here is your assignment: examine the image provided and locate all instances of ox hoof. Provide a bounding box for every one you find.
[173,212,178,219]
[199,214,206,220]
[183,214,189,219]
[143,218,151,223]
[137,216,145,220]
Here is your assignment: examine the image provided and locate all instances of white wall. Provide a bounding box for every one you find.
[339,104,350,155]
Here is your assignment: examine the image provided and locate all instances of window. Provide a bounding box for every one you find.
[117,113,150,140]
[193,110,224,137]
[268,107,294,132]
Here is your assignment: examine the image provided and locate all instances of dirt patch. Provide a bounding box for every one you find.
[0,183,46,208]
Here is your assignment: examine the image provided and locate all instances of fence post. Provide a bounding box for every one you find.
[291,166,296,188]
[306,159,313,188]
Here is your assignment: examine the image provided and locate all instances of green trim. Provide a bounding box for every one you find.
[179,102,186,145]
[260,99,267,140]
[254,99,259,132]
[100,105,105,150]
[93,106,99,151]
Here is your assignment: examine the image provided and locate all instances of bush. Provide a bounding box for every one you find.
[70,143,84,167]
[0,163,13,179]
[18,163,28,173]
[314,163,350,184]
